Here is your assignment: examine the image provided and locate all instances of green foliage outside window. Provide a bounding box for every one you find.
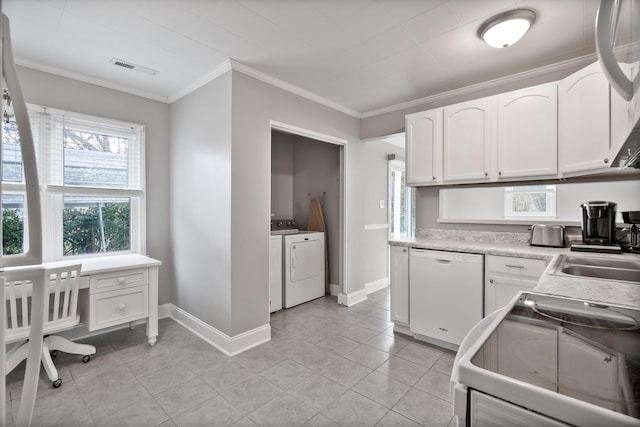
[63,202,130,256]
[2,209,24,255]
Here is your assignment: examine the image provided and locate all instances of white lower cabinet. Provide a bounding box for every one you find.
[558,330,618,410]
[389,245,409,328]
[485,255,547,314]
[496,320,558,391]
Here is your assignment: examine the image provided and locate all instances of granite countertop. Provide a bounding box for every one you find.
[389,236,567,260]
[390,231,640,309]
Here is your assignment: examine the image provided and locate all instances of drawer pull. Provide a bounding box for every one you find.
[505,264,525,269]
[117,304,126,311]
[117,278,126,286]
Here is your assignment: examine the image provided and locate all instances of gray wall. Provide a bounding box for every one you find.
[363,140,404,285]
[231,70,362,334]
[16,66,173,305]
[291,135,341,286]
[169,72,233,334]
[270,131,294,219]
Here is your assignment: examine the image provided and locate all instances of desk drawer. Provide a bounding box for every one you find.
[90,269,148,294]
[88,286,148,331]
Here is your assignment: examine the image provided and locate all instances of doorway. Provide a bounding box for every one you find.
[269,121,346,299]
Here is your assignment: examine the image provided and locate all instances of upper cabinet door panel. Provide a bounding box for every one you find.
[443,98,492,183]
[497,83,558,179]
[406,109,442,185]
[559,62,611,174]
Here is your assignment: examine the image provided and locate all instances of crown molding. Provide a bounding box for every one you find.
[17,52,600,120]
[228,59,362,118]
[14,56,171,103]
[167,60,233,103]
[359,52,598,118]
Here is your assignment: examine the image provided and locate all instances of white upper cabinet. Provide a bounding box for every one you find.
[406,109,442,186]
[443,98,493,183]
[559,62,612,174]
[496,83,558,180]
[610,61,639,160]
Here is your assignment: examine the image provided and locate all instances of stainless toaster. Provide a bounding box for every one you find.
[529,224,566,247]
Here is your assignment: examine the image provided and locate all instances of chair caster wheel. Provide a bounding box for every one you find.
[52,379,62,388]
[82,355,91,363]
[50,350,58,358]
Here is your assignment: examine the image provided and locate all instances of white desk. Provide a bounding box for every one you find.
[6,254,161,346]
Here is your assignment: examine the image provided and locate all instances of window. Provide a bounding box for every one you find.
[504,185,556,219]
[389,159,416,238]
[1,105,145,260]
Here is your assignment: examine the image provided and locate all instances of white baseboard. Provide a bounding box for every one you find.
[329,283,340,296]
[57,303,270,357]
[365,278,389,294]
[166,304,271,356]
[393,323,413,337]
[338,288,368,307]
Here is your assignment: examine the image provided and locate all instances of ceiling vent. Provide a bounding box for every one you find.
[109,58,159,75]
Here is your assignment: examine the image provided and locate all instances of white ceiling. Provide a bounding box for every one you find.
[4,0,599,117]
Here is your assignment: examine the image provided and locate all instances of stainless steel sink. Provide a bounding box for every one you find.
[550,255,640,283]
[562,256,640,270]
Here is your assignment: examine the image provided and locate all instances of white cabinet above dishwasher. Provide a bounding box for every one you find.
[409,248,483,350]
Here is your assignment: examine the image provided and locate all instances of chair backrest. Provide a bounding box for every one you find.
[4,264,82,343]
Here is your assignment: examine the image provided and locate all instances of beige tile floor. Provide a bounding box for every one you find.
[5,287,456,426]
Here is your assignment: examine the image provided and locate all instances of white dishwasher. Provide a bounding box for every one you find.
[409,248,483,349]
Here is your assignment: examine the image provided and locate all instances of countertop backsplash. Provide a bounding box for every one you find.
[415,227,583,246]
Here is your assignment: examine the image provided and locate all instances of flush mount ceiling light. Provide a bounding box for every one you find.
[478,9,536,48]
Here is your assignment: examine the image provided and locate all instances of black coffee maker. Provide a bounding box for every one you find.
[620,211,640,253]
[571,201,621,253]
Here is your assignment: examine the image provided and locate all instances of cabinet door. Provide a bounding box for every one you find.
[559,62,612,174]
[558,330,618,410]
[611,61,639,160]
[485,275,536,315]
[497,83,558,179]
[496,320,558,391]
[389,245,409,325]
[406,109,442,185]
[443,98,492,182]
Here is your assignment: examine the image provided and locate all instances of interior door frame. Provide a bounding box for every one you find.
[269,120,347,297]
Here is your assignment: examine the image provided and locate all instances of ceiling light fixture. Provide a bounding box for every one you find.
[478,9,536,48]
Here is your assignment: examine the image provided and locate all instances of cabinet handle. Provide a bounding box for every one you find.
[117,278,126,286]
[505,264,525,269]
[498,171,502,176]
[432,176,436,180]
[402,249,407,253]
[117,304,126,311]
[489,279,494,284]
[484,172,488,177]
[603,158,609,164]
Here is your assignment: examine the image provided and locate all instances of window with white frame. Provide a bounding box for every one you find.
[1,105,145,260]
[504,185,556,219]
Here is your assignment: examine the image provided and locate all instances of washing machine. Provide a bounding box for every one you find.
[282,231,325,308]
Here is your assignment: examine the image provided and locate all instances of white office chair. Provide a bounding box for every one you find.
[4,265,96,388]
